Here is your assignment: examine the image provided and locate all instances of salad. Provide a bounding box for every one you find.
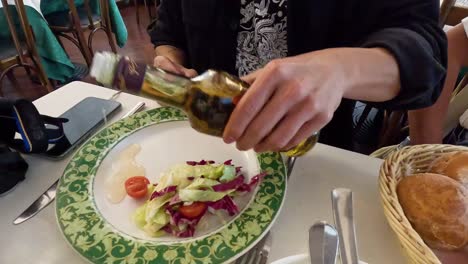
[124,160,266,238]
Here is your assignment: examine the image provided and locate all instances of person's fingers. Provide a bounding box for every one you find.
[153,56,182,74]
[252,110,308,153]
[280,119,319,152]
[153,56,197,78]
[240,69,260,84]
[223,64,284,144]
[235,80,306,150]
[184,68,198,78]
[254,99,332,152]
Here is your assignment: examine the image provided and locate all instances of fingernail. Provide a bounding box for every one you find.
[224,136,235,144]
[254,146,264,153]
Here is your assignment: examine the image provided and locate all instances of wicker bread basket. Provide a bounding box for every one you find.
[379,144,468,264]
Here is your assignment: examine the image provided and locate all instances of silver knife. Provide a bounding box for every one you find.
[13,180,58,225]
[121,102,146,119]
[309,221,339,264]
[331,188,360,264]
[13,101,146,225]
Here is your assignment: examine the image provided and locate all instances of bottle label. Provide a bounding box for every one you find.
[112,57,147,92]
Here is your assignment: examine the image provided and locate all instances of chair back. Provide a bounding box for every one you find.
[1,0,53,91]
[440,0,457,27]
[443,0,468,26]
[1,0,25,63]
[99,0,112,33]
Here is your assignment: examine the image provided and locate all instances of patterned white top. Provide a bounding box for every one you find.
[235,0,288,76]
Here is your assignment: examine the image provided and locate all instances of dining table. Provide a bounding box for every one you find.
[0,81,406,264]
[0,0,127,83]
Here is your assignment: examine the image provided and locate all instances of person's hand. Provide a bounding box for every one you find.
[223,51,348,152]
[153,56,198,78]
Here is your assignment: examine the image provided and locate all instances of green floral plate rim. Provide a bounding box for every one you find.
[55,107,287,264]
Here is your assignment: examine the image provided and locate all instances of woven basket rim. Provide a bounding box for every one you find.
[378,144,468,264]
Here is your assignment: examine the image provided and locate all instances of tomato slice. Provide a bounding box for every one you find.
[125,176,150,199]
[179,202,207,219]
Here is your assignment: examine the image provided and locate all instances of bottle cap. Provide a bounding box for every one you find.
[90,52,120,86]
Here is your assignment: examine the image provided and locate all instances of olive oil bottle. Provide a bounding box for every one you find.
[90,52,318,157]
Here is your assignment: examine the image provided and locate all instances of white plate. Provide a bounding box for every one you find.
[56,107,287,264]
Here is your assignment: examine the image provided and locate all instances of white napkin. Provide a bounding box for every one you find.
[270,253,368,264]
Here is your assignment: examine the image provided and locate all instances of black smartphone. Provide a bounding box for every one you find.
[40,97,121,159]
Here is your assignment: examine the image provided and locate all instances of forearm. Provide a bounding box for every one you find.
[408,24,468,144]
[408,69,455,144]
[154,45,187,66]
[324,48,400,102]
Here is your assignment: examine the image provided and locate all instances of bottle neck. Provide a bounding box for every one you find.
[141,67,191,108]
[111,56,190,108]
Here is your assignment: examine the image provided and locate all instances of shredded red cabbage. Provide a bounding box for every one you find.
[150,185,177,200]
[237,172,267,192]
[168,194,181,206]
[212,175,245,192]
[176,227,195,238]
[166,207,183,226]
[206,196,239,216]
[186,159,217,166]
[151,160,268,238]
[164,206,207,237]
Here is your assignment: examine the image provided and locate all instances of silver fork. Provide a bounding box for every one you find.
[234,153,296,264]
[235,233,272,264]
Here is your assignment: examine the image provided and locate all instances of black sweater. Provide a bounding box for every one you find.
[150,0,447,150]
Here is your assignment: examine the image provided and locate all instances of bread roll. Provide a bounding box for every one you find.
[397,173,468,250]
[430,152,468,187]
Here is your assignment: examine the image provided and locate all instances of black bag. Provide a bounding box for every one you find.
[0,145,28,195]
[0,98,68,154]
[0,98,67,195]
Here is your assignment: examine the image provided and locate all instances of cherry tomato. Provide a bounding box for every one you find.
[125,176,150,199]
[179,202,207,219]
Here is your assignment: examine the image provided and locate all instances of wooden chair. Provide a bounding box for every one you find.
[444,0,468,26]
[134,0,159,26]
[0,0,53,96]
[44,0,117,67]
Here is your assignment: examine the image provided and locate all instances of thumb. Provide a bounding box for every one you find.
[240,69,261,84]
[153,56,184,76]
[183,68,198,78]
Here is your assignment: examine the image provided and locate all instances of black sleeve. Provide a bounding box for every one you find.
[149,0,186,51]
[358,0,447,110]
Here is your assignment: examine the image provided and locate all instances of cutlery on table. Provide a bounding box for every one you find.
[121,102,145,119]
[13,101,146,225]
[309,221,339,264]
[109,90,122,100]
[235,232,272,264]
[287,156,296,179]
[331,188,360,264]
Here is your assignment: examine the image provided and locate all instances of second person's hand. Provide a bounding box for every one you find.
[153,55,198,78]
